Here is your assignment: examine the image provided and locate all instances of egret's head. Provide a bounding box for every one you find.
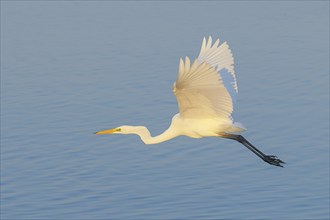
[95,126,137,135]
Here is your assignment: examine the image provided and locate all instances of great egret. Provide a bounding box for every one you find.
[96,36,284,167]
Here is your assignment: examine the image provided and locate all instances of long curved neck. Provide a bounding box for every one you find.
[132,126,179,145]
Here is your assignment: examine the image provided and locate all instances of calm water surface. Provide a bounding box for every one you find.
[1,2,329,219]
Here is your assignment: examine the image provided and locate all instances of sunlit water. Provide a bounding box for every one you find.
[1,2,329,219]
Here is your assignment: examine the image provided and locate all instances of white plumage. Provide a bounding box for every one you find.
[173,36,244,133]
[173,58,233,119]
[96,36,285,167]
[198,36,237,93]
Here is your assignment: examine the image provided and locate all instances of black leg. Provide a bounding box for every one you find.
[221,134,285,167]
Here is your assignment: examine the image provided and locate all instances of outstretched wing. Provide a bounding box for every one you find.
[173,57,233,119]
[198,36,238,103]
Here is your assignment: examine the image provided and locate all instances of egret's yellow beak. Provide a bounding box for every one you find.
[95,128,121,135]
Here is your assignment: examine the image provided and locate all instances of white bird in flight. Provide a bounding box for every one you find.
[96,36,284,167]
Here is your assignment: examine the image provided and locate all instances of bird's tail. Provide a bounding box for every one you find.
[227,122,247,134]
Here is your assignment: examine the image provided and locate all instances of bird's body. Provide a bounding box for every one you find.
[96,36,284,167]
[170,113,246,138]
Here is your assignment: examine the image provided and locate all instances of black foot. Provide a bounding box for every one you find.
[263,155,285,167]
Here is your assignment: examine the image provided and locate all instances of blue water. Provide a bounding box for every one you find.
[1,2,329,219]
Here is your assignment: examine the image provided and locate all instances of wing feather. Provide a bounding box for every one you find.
[173,58,233,119]
[198,37,238,95]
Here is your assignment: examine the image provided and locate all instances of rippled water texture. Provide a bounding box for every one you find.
[1,2,329,219]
